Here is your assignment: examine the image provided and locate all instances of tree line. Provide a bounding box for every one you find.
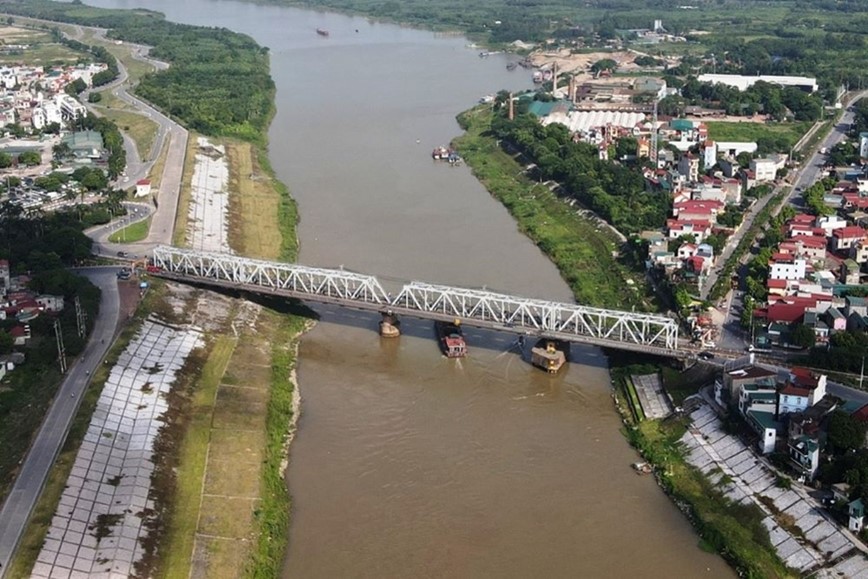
[489,106,669,235]
[1,1,275,142]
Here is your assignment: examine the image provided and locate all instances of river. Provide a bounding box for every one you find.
[87,1,732,576]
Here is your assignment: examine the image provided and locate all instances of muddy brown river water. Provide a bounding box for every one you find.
[88,1,733,575]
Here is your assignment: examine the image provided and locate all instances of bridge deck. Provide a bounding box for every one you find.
[151,246,684,357]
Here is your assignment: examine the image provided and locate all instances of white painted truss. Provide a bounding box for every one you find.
[151,246,679,351]
[152,245,391,304]
[393,282,678,349]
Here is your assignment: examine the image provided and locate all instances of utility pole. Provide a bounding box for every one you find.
[54,319,67,373]
[650,98,659,167]
[74,295,86,338]
[860,355,865,391]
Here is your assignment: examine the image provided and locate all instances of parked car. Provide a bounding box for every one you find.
[117,251,128,258]
[698,351,714,360]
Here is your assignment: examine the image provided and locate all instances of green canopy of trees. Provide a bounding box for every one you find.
[490,111,668,234]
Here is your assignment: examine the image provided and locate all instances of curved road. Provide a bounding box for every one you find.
[0,268,121,576]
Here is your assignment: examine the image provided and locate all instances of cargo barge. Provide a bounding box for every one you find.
[435,320,467,358]
[530,339,568,373]
[316,28,329,37]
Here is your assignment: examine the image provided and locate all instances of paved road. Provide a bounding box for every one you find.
[0,268,121,577]
[60,22,186,255]
[710,92,868,352]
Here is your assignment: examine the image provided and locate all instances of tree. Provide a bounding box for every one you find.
[590,58,618,74]
[0,151,11,169]
[0,331,12,355]
[828,411,868,455]
[88,92,102,103]
[790,324,816,349]
[17,151,41,166]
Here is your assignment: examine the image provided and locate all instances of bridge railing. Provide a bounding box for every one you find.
[151,246,679,351]
[152,246,391,305]
[394,282,678,349]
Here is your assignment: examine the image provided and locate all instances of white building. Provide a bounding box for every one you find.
[770,256,806,281]
[57,94,86,124]
[697,73,818,93]
[750,157,780,182]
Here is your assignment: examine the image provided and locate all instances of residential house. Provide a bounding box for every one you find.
[9,325,29,345]
[816,215,848,236]
[821,307,848,334]
[673,200,724,222]
[677,243,697,260]
[702,140,716,169]
[789,435,820,482]
[852,237,868,264]
[840,259,862,285]
[737,381,781,454]
[667,219,712,243]
[36,294,64,312]
[850,499,865,533]
[802,309,830,344]
[777,367,827,415]
[846,296,868,317]
[719,365,777,408]
[769,254,806,281]
[833,226,867,252]
[678,152,700,182]
[750,157,780,182]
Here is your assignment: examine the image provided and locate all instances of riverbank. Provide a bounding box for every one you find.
[453,106,649,311]
[454,106,792,576]
[611,366,795,578]
[0,4,305,576]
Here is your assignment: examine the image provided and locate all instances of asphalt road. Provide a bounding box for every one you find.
[0,268,121,577]
[710,92,868,353]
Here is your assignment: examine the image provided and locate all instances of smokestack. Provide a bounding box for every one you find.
[568,77,575,102]
[508,92,514,121]
[552,62,558,97]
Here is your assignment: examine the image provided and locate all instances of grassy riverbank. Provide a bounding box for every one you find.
[454,107,649,311]
[611,368,794,579]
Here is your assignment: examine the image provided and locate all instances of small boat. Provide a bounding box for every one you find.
[435,320,467,358]
[316,28,329,37]
[506,62,518,71]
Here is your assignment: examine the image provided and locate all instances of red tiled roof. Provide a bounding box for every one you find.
[790,366,822,389]
[852,404,868,422]
[790,214,815,224]
[780,384,811,397]
[764,303,808,323]
[796,236,827,249]
[767,279,788,289]
[136,179,151,186]
[833,226,866,239]
[9,326,26,337]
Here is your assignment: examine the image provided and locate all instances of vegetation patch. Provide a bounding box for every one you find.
[454,107,648,311]
[705,121,813,154]
[627,415,794,578]
[108,216,151,243]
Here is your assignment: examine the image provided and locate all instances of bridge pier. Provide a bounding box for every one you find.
[379,311,401,338]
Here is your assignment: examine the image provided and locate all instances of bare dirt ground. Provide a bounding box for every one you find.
[530,49,655,77]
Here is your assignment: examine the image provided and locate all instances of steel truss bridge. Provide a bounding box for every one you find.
[151,246,683,357]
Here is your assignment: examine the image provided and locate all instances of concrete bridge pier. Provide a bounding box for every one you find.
[379,311,401,338]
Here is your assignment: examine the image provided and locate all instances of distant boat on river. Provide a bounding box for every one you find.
[316,28,329,37]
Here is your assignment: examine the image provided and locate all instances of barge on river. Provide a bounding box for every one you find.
[530,339,568,373]
[436,320,467,358]
[316,28,329,37]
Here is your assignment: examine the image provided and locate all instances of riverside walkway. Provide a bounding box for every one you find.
[151,245,685,357]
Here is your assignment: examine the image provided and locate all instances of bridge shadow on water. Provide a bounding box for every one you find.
[201,284,610,370]
[248,292,609,368]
